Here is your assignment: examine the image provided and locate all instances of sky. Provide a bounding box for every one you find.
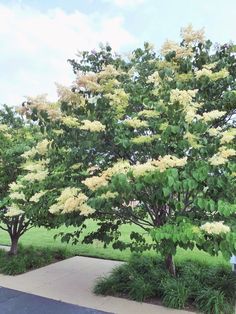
[0,0,236,106]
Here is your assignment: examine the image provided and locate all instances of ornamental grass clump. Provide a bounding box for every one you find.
[94,254,236,313]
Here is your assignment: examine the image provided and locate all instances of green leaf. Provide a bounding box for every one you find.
[163,187,171,197]
[167,176,175,187]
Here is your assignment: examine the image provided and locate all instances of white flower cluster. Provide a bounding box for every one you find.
[132,155,188,177]
[82,160,130,191]
[170,89,198,107]
[105,88,129,117]
[202,110,226,122]
[80,120,106,132]
[208,127,222,137]
[220,128,236,144]
[9,191,26,201]
[98,65,122,80]
[184,105,202,124]
[21,139,51,159]
[49,187,95,216]
[19,94,61,121]
[30,191,47,203]
[100,191,119,199]
[200,221,230,235]
[131,135,159,144]
[161,40,193,59]
[61,116,80,128]
[82,175,108,191]
[5,204,24,217]
[138,110,160,118]
[195,68,229,81]
[76,73,100,92]
[56,84,86,107]
[180,24,205,44]
[22,159,48,182]
[147,71,161,87]
[0,124,8,132]
[6,181,26,217]
[184,132,201,149]
[209,147,236,166]
[124,118,148,129]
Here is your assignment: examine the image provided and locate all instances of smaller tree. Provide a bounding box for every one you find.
[0,106,62,255]
[7,156,47,253]
[0,137,51,254]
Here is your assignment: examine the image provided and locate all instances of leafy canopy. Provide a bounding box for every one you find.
[20,25,236,261]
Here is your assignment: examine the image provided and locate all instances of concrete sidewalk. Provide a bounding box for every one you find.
[0,255,192,314]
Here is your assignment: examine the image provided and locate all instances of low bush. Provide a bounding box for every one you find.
[94,264,132,296]
[162,279,190,309]
[94,254,236,313]
[195,288,233,314]
[0,245,71,275]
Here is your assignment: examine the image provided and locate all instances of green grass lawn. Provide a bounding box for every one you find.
[0,220,229,266]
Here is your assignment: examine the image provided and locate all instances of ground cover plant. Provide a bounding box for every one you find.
[0,245,71,275]
[94,254,236,314]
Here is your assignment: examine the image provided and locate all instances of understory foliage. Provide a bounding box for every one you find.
[0,245,71,275]
[94,254,236,313]
[16,25,236,273]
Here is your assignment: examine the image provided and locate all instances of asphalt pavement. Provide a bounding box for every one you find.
[0,287,110,314]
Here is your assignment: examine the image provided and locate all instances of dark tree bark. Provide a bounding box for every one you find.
[8,235,19,255]
[165,254,176,276]
[0,214,32,256]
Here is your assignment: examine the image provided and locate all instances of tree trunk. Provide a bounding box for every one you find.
[8,236,19,256]
[165,254,176,276]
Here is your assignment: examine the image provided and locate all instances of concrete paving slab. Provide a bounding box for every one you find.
[0,245,9,252]
[0,256,193,314]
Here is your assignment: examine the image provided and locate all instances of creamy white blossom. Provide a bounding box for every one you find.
[30,191,47,203]
[200,221,230,235]
[180,24,205,44]
[9,191,26,201]
[202,110,226,122]
[5,204,24,217]
[80,120,106,132]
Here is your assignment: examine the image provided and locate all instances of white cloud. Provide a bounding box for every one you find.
[105,0,146,8]
[0,3,136,106]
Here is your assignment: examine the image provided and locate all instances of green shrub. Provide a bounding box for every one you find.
[205,266,236,302]
[93,276,118,295]
[94,264,132,295]
[145,268,169,297]
[94,254,235,312]
[52,247,70,260]
[176,260,208,298]
[129,254,157,274]
[196,288,234,314]
[128,276,154,301]
[0,254,27,275]
[129,254,168,297]
[0,245,70,275]
[162,278,190,309]
[176,260,236,303]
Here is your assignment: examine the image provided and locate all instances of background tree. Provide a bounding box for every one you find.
[23,26,236,274]
[0,107,63,255]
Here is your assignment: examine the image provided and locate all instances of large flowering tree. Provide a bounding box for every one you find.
[22,26,236,274]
